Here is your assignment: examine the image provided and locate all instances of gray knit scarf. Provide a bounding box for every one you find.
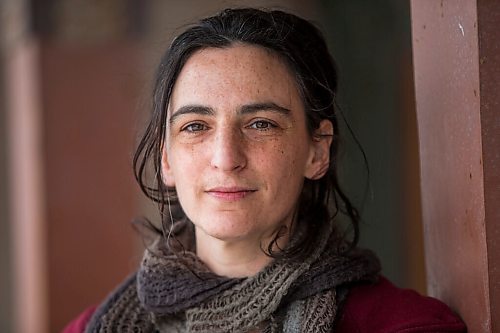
[85,220,380,333]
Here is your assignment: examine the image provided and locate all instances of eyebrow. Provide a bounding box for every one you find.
[169,105,215,125]
[169,102,291,125]
[240,102,291,116]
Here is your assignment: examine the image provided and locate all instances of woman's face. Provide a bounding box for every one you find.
[162,44,330,244]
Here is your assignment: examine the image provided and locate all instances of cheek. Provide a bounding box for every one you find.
[168,150,199,187]
[258,142,307,182]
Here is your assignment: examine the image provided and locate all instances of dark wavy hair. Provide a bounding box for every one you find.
[133,7,360,259]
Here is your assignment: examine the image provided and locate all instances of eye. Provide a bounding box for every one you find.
[248,120,277,130]
[181,122,208,133]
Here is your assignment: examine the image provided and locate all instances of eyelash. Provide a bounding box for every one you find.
[247,120,278,131]
[180,122,208,133]
[179,119,278,134]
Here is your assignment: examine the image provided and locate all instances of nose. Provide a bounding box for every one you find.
[210,126,247,171]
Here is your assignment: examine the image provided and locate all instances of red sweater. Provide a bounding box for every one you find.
[62,277,466,332]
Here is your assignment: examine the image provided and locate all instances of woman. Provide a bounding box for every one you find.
[64,8,466,333]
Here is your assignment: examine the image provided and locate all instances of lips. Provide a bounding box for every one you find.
[205,187,257,201]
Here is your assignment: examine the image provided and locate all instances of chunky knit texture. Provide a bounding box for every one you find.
[86,220,380,333]
[85,275,154,333]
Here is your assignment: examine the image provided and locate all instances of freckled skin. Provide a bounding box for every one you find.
[162,45,325,259]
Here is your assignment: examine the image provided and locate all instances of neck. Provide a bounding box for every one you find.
[195,228,289,278]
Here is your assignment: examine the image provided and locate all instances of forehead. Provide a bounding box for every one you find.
[169,44,302,110]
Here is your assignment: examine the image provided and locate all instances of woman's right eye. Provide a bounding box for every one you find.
[181,122,207,133]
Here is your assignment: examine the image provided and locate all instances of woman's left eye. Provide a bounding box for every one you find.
[248,120,277,130]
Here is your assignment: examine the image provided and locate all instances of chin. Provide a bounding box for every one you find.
[194,218,256,242]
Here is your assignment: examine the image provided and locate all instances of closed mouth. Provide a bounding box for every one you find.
[205,187,257,200]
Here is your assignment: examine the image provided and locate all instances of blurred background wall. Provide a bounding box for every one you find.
[0,1,423,332]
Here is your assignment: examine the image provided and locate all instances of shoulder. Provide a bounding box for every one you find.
[62,273,142,333]
[336,276,466,333]
[61,306,96,333]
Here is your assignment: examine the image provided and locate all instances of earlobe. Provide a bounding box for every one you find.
[161,148,176,187]
[305,120,333,180]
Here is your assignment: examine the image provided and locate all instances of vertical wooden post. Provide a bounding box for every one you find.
[5,5,49,333]
[477,1,500,331]
[410,1,500,332]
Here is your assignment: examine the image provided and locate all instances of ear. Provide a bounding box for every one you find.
[161,147,176,187]
[304,120,334,180]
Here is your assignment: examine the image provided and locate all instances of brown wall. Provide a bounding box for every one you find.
[40,43,142,332]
